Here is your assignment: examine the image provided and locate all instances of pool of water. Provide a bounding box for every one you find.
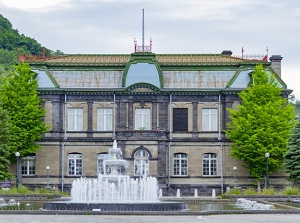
[1,200,297,211]
[0,201,241,211]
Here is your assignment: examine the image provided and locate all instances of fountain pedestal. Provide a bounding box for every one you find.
[43,140,186,212]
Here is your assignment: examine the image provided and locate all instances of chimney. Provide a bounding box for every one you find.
[221,50,232,56]
[269,55,283,77]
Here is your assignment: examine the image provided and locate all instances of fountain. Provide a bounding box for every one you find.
[236,198,275,210]
[43,140,186,211]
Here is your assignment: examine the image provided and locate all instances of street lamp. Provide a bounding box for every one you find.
[233,166,237,188]
[15,152,20,189]
[46,166,50,188]
[265,153,270,189]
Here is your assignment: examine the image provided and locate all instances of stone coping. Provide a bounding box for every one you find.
[1,209,300,215]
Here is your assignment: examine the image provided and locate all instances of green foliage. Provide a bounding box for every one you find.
[0,49,18,66]
[0,63,48,159]
[228,187,242,195]
[281,186,300,195]
[0,104,11,181]
[261,187,276,195]
[289,94,300,118]
[225,65,296,180]
[284,120,300,183]
[0,14,51,56]
[243,188,258,195]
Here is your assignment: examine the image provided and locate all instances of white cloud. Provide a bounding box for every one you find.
[1,0,300,98]
[0,0,71,11]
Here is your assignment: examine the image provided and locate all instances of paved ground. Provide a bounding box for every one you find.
[0,214,300,223]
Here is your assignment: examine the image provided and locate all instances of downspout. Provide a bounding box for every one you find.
[61,93,67,193]
[218,93,224,194]
[168,94,172,188]
[113,94,116,139]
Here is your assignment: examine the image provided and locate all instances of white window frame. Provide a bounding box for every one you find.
[97,153,110,175]
[68,154,83,176]
[202,153,217,176]
[202,108,218,131]
[97,108,113,131]
[134,150,149,176]
[173,153,188,176]
[135,108,150,130]
[21,156,35,175]
[68,108,83,131]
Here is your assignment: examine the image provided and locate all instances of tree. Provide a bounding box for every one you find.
[284,120,300,184]
[0,63,48,160]
[289,94,300,118]
[225,65,296,185]
[0,103,11,181]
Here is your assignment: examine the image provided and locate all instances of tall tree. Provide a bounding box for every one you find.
[0,63,48,160]
[0,103,11,181]
[284,120,300,184]
[289,94,300,118]
[225,65,296,184]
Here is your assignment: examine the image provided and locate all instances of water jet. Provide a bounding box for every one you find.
[43,140,186,211]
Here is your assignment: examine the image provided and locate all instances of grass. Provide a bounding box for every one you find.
[227,186,300,196]
[281,186,300,195]
[0,185,68,196]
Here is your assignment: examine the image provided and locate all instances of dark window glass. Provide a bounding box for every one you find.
[173,108,188,131]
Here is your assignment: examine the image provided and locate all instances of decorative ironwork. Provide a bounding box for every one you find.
[134,38,152,52]
[116,130,166,138]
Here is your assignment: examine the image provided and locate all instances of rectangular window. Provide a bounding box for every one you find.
[21,156,35,175]
[173,153,188,176]
[173,108,188,131]
[135,108,150,130]
[68,154,83,176]
[97,108,112,131]
[97,153,110,175]
[202,109,218,131]
[202,153,217,176]
[68,108,83,131]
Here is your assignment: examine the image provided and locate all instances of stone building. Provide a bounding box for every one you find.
[16,49,289,195]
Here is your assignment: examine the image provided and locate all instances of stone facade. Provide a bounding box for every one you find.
[13,51,290,195]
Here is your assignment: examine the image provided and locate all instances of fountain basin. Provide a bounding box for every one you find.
[43,201,186,211]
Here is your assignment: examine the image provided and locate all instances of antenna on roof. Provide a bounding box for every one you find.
[133,9,152,53]
[142,9,145,51]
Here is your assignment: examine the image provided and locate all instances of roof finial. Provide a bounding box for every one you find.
[242,47,244,58]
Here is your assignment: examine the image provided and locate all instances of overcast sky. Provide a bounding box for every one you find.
[1,0,299,98]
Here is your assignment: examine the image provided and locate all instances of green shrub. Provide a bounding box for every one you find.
[229,187,242,195]
[281,186,300,195]
[243,188,257,195]
[261,187,276,195]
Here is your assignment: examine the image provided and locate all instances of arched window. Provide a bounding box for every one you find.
[202,153,217,176]
[173,153,188,176]
[134,150,149,176]
[97,153,110,175]
[21,155,35,175]
[68,153,83,176]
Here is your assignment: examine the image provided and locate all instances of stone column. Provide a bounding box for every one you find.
[152,102,157,130]
[128,102,133,130]
[118,102,127,130]
[192,101,198,138]
[87,101,93,138]
[157,141,167,186]
[52,99,62,138]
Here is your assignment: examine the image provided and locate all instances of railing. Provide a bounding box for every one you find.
[116,130,166,138]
